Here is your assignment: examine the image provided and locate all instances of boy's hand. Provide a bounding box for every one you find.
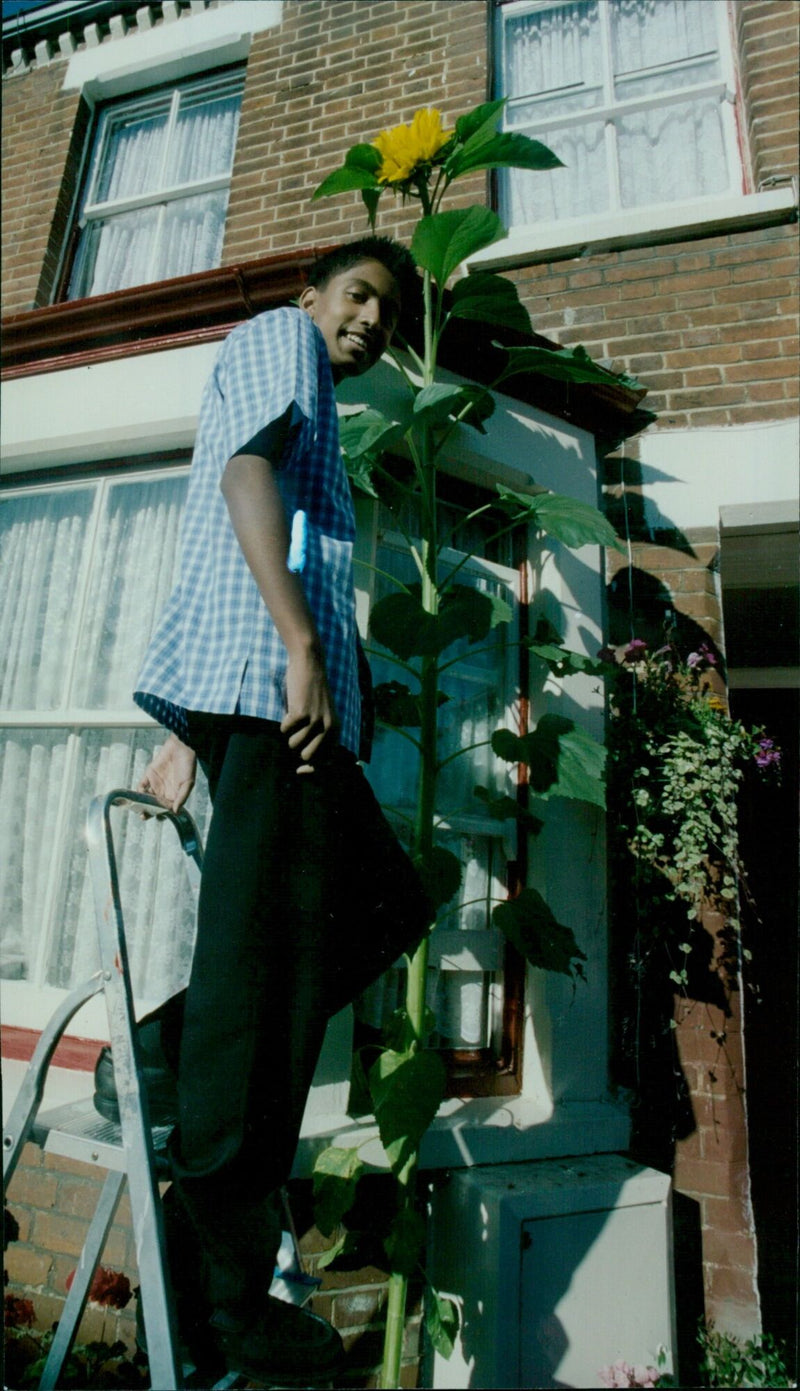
[281,645,338,772]
[138,733,197,812]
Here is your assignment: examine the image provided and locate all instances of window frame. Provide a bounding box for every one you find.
[494,0,747,231]
[1,463,530,1098]
[58,64,245,303]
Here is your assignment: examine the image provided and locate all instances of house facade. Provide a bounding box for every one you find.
[2,2,797,1387]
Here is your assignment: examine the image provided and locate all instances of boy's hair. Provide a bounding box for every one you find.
[307,236,420,319]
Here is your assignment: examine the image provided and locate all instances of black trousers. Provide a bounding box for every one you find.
[160,714,430,1317]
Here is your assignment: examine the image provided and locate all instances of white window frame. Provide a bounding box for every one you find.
[0,464,193,1038]
[66,66,244,299]
[476,0,798,268]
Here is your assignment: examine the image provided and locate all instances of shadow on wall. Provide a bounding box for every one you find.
[426,1156,676,1390]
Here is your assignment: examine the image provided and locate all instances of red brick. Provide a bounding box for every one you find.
[4,1244,53,1287]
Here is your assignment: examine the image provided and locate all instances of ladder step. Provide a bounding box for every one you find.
[31,1096,173,1175]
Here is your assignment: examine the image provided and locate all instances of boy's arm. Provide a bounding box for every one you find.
[220,451,336,770]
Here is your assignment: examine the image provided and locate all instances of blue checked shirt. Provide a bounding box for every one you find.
[134,307,362,757]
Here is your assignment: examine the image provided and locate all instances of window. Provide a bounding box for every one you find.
[356,484,527,1093]
[0,467,211,1033]
[496,0,741,227]
[65,69,243,301]
[1,468,525,1092]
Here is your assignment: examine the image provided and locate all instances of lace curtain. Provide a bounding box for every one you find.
[1,474,514,1046]
[69,81,241,300]
[0,472,208,1005]
[502,0,728,224]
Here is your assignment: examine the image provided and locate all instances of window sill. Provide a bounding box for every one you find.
[466,187,798,271]
[295,1096,630,1176]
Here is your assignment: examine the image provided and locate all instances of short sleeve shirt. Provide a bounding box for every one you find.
[133,306,362,756]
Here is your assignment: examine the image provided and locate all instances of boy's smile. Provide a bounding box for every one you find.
[299,259,401,380]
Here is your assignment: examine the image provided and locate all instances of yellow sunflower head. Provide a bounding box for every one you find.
[372,107,453,185]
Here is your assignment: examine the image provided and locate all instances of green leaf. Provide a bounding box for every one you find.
[448,130,562,180]
[497,341,645,394]
[369,585,501,661]
[492,714,607,808]
[414,382,471,425]
[369,1048,447,1185]
[383,1208,427,1277]
[493,887,586,979]
[362,186,382,230]
[449,273,532,334]
[316,1228,363,1270]
[453,99,506,149]
[345,143,382,173]
[473,786,544,835]
[415,845,462,910]
[313,165,382,200]
[374,681,449,729]
[312,1146,365,1236]
[425,1291,461,1359]
[496,486,623,553]
[339,407,408,459]
[524,640,606,678]
[412,207,503,286]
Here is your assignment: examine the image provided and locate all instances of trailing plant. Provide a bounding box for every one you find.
[603,635,780,978]
[311,102,645,1388]
[697,1321,793,1388]
[601,634,781,1155]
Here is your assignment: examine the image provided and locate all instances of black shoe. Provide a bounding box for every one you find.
[93,1010,180,1127]
[210,1298,346,1386]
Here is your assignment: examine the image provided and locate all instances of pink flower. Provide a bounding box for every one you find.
[623,639,648,664]
[755,737,781,770]
[598,1361,661,1388]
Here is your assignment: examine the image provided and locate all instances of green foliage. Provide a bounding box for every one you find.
[698,1323,792,1388]
[424,1289,461,1359]
[414,845,463,910]
[412,207,503,286]
[496,485,625,553]
[369,1048,448,1186]
[447,272,532,334]
[370,584,510,661]
[493,887,587,979]
[492,715,607,808]
[498,341,646,395]
[312,1145,365,1235]
[374,680,449,729]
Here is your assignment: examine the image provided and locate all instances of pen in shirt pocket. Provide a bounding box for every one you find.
[287,509,307,573]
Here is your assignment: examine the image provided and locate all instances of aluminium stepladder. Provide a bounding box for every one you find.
[3,789,205,1391]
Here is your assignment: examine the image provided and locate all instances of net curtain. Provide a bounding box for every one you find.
[69,87,240,299]
[504,0,727,223]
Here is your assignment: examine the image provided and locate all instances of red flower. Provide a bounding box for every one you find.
[5,1293,36,1327]
[65,1265,132,1310]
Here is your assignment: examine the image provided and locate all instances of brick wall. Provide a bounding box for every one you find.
[735,0,800,186]
[5,1150,420,1386]
[511,225,798,433]
[221,0,488,263]
[0,65,87,316]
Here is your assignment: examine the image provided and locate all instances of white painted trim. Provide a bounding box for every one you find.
[61,2,283,100]
[634,419,800,534]
[720,500,800,534]
[465,187,797,271]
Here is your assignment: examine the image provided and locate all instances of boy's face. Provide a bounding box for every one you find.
[300,259,402,380]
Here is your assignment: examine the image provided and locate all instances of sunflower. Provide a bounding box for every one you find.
[372,107,452,184]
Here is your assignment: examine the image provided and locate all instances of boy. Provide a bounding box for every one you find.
[126,236,429,1383]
